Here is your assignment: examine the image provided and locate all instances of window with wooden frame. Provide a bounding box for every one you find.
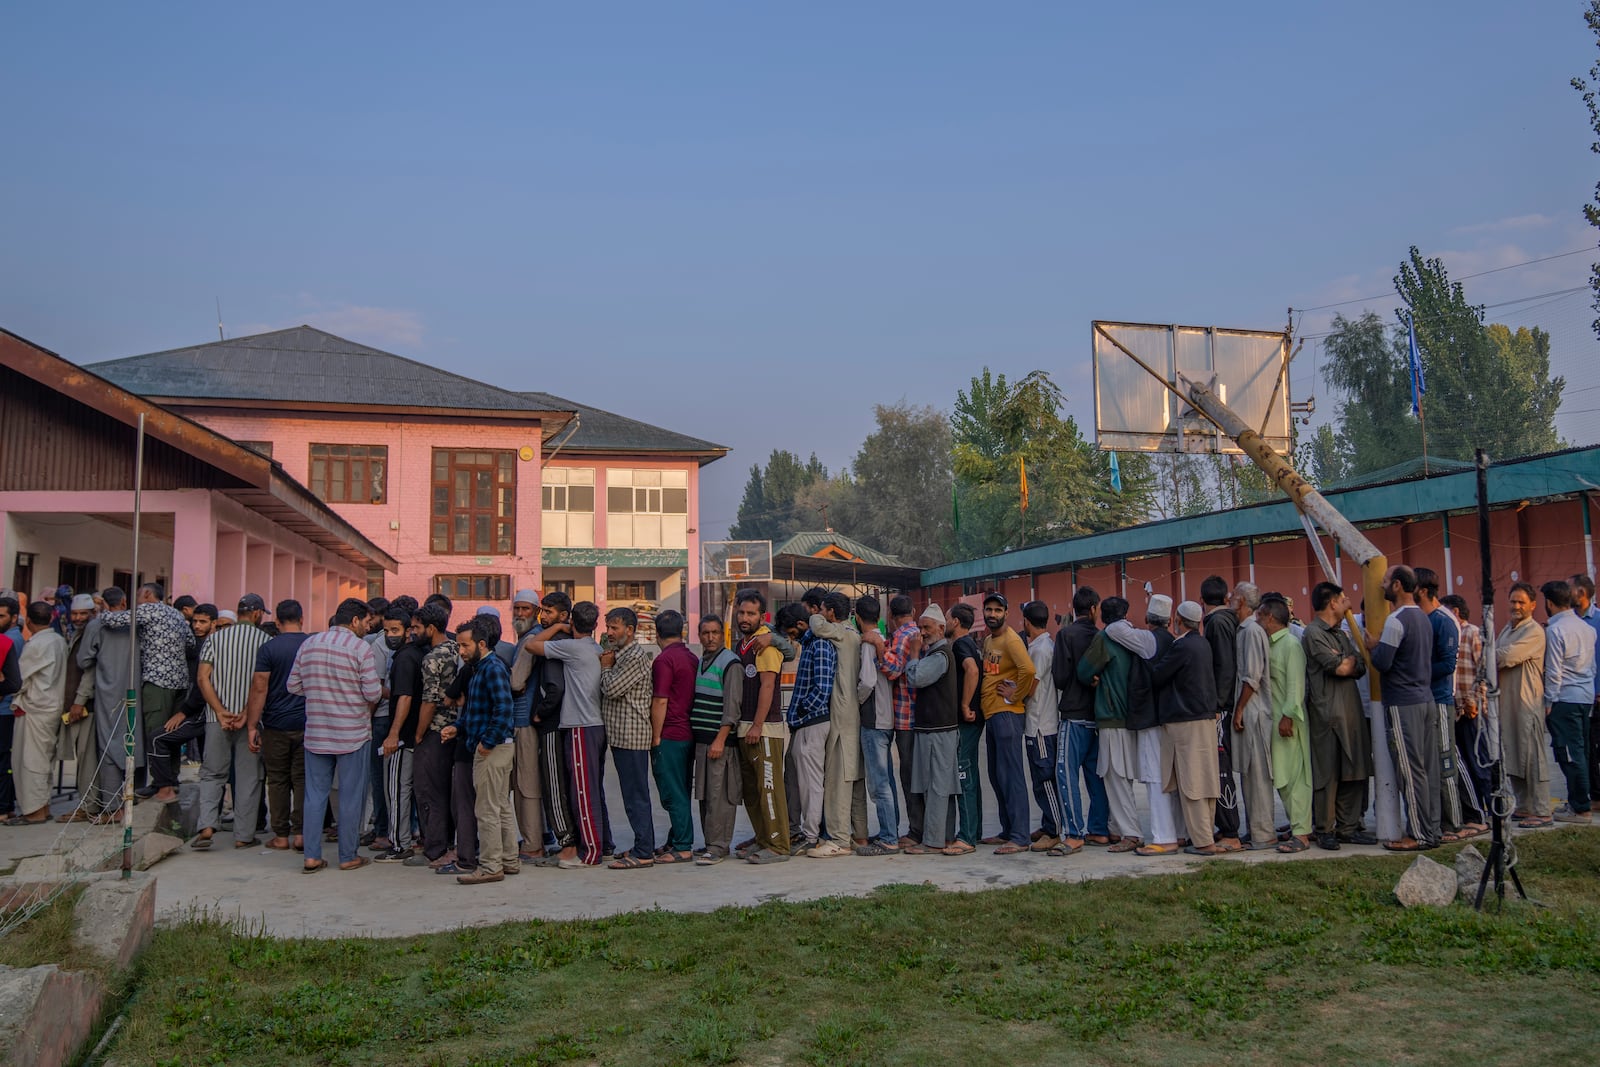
[309,444,387,504]
[606,579,658,602]
[431,449,516,555]
[432,574,511,600]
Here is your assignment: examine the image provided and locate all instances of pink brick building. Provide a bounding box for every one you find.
[90,327,727,619]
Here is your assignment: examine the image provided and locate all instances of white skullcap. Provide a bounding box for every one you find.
[920,603,946,625]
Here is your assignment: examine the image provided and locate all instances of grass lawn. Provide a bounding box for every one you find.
[107,831,1600,1067]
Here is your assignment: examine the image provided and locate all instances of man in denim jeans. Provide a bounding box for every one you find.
[1052,587,1107,852]
[853,596,900,855]
[946,603,984,853]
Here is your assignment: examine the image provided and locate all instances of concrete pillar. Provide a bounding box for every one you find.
[169,493,216,602]
[310,566,327,627]
[594,564,608,617]
[295,560,313,626]
[245,539,273,604]
[214,530,246,610]
[272,551,295,608]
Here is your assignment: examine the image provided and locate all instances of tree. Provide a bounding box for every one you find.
[1572,0,1600,337]
[1320,310,1420,475]
[951,368,1151,559]
[1395,248,1564,462]
[833,403,953,568]
[729,450,829,542]
[1147,453,1214,520]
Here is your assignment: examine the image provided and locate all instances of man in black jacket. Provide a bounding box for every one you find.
[527,591,577,866]
[1052,587,1108,849]
[1200,575,1243,851]
[1152,601,1223,855]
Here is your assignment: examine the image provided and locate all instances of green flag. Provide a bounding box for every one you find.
[952,481,961,535]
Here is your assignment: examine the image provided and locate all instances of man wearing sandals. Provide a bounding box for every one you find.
[449,614,518,884]
[900,604,962,854]
[1230,583,1278,851]
[1260,597,1313,852]
[1497,583,1551,826]
[8,600,66,826]
[1150,601,1221,855]
[192,595,271,850]
[1369,566,1442,851]
[56,595,101,823]
[1541,579,1595,824]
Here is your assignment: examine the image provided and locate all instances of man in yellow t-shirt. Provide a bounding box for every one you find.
[733,588,792,863]
[979,593,1036,854]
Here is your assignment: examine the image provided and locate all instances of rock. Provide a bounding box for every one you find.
[71,875,155,971]
[93,832,182,873]
[1454,845,1487,900]
[0,963,106,1067]
[1394,854,1457,907]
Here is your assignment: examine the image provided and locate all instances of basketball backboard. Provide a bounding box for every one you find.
[700,540,773,583]
[1092,321,1292,455]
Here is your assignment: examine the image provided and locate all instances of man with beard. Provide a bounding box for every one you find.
[57,595,101,822]
[1231,582,1277,851]
[1497,582,1551,826]
[443,614,517,883]
[1076,596,1144,852]
[1369,565,1441,851]
[1199,576,1243,851]
[375,605,426,862]
[732,588,791,863]
[980,593,1036,855]
[75,587,137,819]
[407,602,460,868]
[800,591,865,860]
[525,592,579,865]
[1302,582,1373,849]
[690,615,743,865]
[506,589,545,864]
[1051,587,1106,853]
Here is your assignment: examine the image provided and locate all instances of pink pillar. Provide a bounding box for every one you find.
[295,560,313,625]
[310,566,327,627]
[594,564,608,617]
[686,464,701,625]
[245,539,273,603]
[272,551,295,608]
[170,493,217,602]
[214,530,246,610]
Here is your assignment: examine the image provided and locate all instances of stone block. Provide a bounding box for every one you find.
[71,874,155,971]
[1394,854,1457,907]
[1454,844,1487,900]
[0,963,105,1067]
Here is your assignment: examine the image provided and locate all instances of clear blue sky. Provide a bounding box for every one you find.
[4,2,1596,535]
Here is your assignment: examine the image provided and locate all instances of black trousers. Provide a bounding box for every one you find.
[0,711,14,814]
[451,744,478,869]
[414,731,456,861]
[151,715,208,790]
[1214,714,1241,840]
[894,729,924,843]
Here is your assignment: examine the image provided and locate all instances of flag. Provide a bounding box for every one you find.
[1108,450,1123,494]
[952,481,961,535]
[1019,455,1029,513]
[1407,314,1426,417]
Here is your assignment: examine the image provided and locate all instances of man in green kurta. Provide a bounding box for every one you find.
[1261,597,1312,851]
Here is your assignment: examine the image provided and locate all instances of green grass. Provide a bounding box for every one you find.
[109,831,1600,1066]
[0,884,122,981]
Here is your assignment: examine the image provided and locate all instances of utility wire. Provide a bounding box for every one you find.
[1291,247,1595,313]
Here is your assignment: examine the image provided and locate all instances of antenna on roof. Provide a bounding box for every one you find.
[215,297,225,341]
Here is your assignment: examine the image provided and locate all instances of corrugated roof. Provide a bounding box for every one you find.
[774,531,905,569]
[90,326,565,415]
[521,390,728,461]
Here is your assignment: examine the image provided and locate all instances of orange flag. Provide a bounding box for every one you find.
[1019,455,1029,513]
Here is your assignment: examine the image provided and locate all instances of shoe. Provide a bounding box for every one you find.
[375,847,413,863]
[133,785,159,799]
[457,869,505,885]
[433,862,464,875]
[502,865,521,876]
[1553,804,1593,824]
[557,857,589,869]
[693,851,726,866]
[854,841,900,857]
[792,838,817,856]
[1337,831,1379,845]
[1029,835,1060,853]
[1314,833,1340,851]
[746,848,790,864]
[402,854,435,867]
[360,830,377,847]
[808,841,852,859]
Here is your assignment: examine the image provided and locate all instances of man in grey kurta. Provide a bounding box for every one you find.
[1230,583,1276,850]
[77,587,141,815]
[805,591,865,857]
[903,604,961,853]
[1498,584,1549,824]
[1302,582,1373,849]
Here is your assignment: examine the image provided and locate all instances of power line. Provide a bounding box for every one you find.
[1291,246,1595,313]
[1295,284,1593,340]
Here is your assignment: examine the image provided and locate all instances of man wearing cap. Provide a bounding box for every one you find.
[897,603,961,853]
[1260,596,1313,852]
[980,592,1036,854]
[507,589,546,863]
[56,595,101,821]
[192,595,270,849]
[1151,602,1223,855]
[1020,601,1063,853]
[1230,582,1278,850]
[1130,595,1181,854]
[9,600,66,825]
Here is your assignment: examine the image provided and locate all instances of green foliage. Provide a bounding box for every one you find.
[728,450,829,542]
[951,368,1152,558]
[829,403,953,568]
[1320,310,1420,475]
[1572,0,1600,338]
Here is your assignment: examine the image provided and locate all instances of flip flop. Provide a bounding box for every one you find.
[302,860,327,873]
[189,833,214,850]
[1183,844,1228,856]
[1107,839,1144,853]
[942,841,977,856]
[1135,844,1181,856]
[1277,838,1310,853]
[608,854,655,869]
[56,810,92,823]
[1383,841,1427,852]
[233,838,260,849]
[339,856,372,871]
[1516,816,1553,829]
[653,850,694,864]
[1047,842,1084,857]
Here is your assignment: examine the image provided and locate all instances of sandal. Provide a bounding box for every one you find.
[1183,844,1228,856]
[56,810,92,823]
[608,854,655,870]
[1277,837,1310,853]
[992,842,1028,855]
[1107,838,1144,853]
[1084,834,1117,846]
[189,832,214,850]
[1516,816,1553,829]
[1047,842,1083,857]
[303,859,327,873]
[265,838,292,851]
[1383,840,1427,852]
[1135,843,1181,856]
[942,841,976,856]
[3,815,48,827]
[339,856,372,871]
[653,850,694,864]
[234,838,260,849]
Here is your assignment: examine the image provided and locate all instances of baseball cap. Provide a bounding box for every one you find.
[237,593,267,613]
[982,592,1008,609]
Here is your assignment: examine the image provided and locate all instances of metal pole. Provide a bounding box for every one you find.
[121,414,144,879]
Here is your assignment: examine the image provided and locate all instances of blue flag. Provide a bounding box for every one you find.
[1407,315,1426,417]
[1108,450,1122,494]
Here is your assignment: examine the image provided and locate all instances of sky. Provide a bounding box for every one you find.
[4,2,1598,538]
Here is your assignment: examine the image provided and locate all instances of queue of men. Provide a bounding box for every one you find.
[2,569,1593,878]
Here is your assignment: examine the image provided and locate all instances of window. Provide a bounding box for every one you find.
[57,558,98,596]
[545,579,577,597]
[432,573,511,600]
[542,467,595,548]
[310,444,387,504]
[607,580,658,602]
[238,441,274,459]
[432,450,516,555]
[607,468,689,549]
[366,567,385,600]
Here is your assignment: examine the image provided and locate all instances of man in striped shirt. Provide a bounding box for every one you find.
[192,594,271,849]
[289,597,383,872]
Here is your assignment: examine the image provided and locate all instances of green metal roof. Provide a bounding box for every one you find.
[922,446,1600,585]
[775,531,906,569]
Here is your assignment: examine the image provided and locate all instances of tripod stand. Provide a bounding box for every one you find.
[1472,753,1530,911]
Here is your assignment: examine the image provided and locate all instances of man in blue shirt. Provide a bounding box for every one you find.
[1370,565,1442,850]
[1415,568,1473,840]
[1569,573,1600,807]
[782,604,836,854]
[443,615,517,882]
[1541,580,1596,823]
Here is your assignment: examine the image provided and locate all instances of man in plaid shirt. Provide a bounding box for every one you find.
[781,604,837,852]
[864,595,922,845]
[1443,594,1490,838]
[600,607,656,868]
